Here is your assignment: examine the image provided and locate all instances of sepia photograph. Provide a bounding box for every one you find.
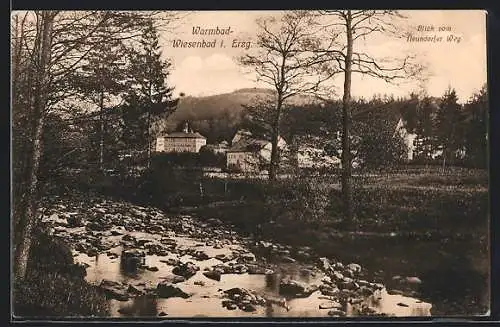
[11,9,489,319]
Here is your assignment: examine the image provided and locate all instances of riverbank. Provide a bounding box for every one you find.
[16,192,433,318]
[13,230,109,318]
[26,166,489,317]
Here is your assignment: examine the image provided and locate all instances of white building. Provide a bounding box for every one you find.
[394,118,418,161]
[155,123,206,153]
[226,130,286,172]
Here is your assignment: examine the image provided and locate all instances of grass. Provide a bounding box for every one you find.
[13,230,109,318]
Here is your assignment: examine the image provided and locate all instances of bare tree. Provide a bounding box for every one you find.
[239,11,337,181]
[316,10,424,225]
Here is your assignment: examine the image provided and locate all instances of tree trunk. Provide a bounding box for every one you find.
[341,10,354,224]
[99,89,105,171]
[147,86,152,169]
[269,97,283,181]
[14,11,55,282]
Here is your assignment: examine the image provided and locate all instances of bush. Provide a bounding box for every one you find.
[13,230,109,318]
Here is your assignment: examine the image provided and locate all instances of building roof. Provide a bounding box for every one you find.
[163,131,206,139]
[226,139,270,153]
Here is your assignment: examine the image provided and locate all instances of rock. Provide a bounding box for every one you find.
[319,257,332,271]
[67,215,84,227]
[193,250,211,261]
[157,282,190,298]
[160,274,186,284]
[232,263,248,274]
[357,286,374,297]
[158,311,168,316]
[319,284,339,296]
[279,278,317,297]
[333,262,344,270]
[281,256,296,263]
[339,279,359,291]
[203,270,222,281]
[127,284,144,296]
[224,288,255,302]
[172,262,199,279]
[99,279,129,301]
[240,303,257,312]
[331,271,344,281]
[215,253,233,262]
[328,309,346,317]
[321,276,332,284]
[194,280,205,286]
[238,252,256,262]
[226,303,237,310]
[146,266,159,272]
[120,249,146,271]
[319,301,343,310]
[397,302,409,307]
[346,263,362,274]
[405,276,422,284]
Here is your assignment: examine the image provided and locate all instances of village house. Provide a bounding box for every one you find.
[201,141,229,155]
[155,122,207,153]
[226,129,286,172]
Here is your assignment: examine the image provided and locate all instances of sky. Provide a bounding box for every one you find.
[158,10,487,103]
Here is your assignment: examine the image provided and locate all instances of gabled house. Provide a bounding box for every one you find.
[226,129,286,172]
[155,122,207,153]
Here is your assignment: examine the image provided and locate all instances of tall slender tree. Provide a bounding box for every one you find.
[122,20,178,167]
[316,10,424,224]
[435,88,464,168]
[11,10,170,282]
[462,85,488,168]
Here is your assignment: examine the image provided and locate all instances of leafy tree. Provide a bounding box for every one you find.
[74,33,128,171]
[11,10,172,282]
[435,88,465,168]
[462,86,488,168]
[121,21,178,167]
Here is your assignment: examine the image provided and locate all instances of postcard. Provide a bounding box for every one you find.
[11,10,489,319]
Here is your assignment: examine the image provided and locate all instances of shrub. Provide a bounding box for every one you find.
[13,230,109,318]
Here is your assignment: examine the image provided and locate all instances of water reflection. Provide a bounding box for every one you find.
[74,234,433,318]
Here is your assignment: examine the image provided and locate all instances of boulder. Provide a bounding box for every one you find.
[404,276,422,284]
[279,278,318,297]
[346,263,362,274]
[238,252,256,262]
[156,282,190,298]
[247,264,272,275]
[319,284,339,296]
[203,270,222,281]
[319,301,343,310]
[127,284,144,296]
[172,262,199,279]
[99,279,129,301]
[120,249,146,271]
[67,215,84,227]
[328,309,346,317]
[193,250,211,261]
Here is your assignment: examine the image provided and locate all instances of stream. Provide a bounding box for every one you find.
[40,194,432,318]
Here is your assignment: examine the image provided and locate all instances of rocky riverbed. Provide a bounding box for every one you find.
[38,193,432,318]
